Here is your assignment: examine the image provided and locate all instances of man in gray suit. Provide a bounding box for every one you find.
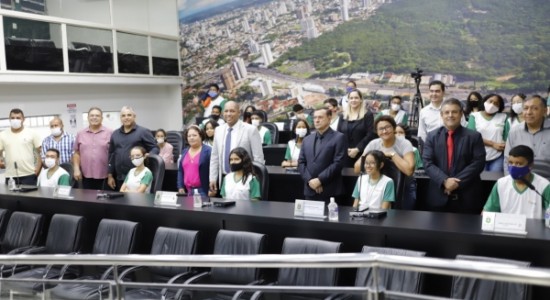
[209,101,265,194]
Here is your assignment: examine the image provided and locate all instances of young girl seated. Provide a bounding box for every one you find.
[220,147,261,200]
[352,150,395,210]
[120,146,153,193]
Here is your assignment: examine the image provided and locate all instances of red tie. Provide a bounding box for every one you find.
[447,130,454,171]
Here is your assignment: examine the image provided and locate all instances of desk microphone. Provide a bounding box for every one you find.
[519,176,547,204]
[14,162,20,189]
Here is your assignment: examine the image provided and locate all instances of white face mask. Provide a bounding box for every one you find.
[44,158,56,169]
[251,119,261,127]
[10,119,22,129]
[391,104,401,112]
[512,103,523,114]
[295,128,307,138]
[132,157,144,167]
[156,137,165,144]
[395,135,406,140]
[484,102,498,114]
[51,127,62,137]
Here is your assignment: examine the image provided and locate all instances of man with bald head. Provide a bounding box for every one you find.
[107,106,159,190]
[504,95,550,180]
[41,116,75,164]
[209,101,264,195]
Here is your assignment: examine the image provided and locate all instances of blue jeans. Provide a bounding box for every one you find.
[485,155,504,172]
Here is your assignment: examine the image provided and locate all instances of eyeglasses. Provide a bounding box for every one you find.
[377,125,393,132]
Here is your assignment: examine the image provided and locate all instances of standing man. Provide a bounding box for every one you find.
[418,81,466,143]
[73,107,113,189]
[298,108,348,202]
[422,99,486,214]
[203,84,227,118]
[41,117,75,164]
[0,108,42,185]
[209,101,264,194]
[107,106,159,190]
[504,95,550,180]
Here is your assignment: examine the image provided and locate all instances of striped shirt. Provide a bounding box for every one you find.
[41,131,75,164]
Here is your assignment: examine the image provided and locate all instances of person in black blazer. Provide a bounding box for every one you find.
[422,98,486,214]
[298,108,348,202]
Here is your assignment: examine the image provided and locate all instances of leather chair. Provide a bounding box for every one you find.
[335,246,425,300]
[120,227,199,300]
[252,161,269,200]
[49,219,140,300]
[181,229,266,300]
[166,131,183,163]
[5,214,85,294]
[145,154,165,193]
[253,237,341,300]
[262,122,279,144]
[60,162,81,188]
[0,208,10,238]
[0,211,43,254]
[381,159,406,209]
[451,255,531,300]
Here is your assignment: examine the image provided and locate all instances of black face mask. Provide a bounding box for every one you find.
[211,114,220,121]
[230,162,244,172]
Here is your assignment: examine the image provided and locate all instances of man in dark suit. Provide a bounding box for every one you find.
[422,98,486,214]
[298,108,348,202]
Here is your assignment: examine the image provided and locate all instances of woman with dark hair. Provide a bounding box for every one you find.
[242,105,256,124]
[508,93,526,128]
[352,150,395,210]
[203,119,219,147]
[177,125,211,195]
[281,119,310,168]
[464,91,483,120]
[338,89,376,167]
[377,96,409,125]
[120,146,153,193]
[154,129,174,165]
[220,147,261,200]
[467,93,509,171]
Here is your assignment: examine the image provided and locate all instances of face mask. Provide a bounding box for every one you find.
[208,91,218,98]
[156,138,165,144]
[391,104,401,112]
[251,119,261,127]
[132,157,144,167]
[44,158,56,169]
[346,87,354,94]
[396,135,405,140]
[51,127,62,137]
[211,114,220,121]
[484,102,498,114]
[512,103,523,114]
[230,162,243,172]
[508,165,530,180]
[295,128,307,138]
[10,119,22,129]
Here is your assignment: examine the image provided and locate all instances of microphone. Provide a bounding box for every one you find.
[97,153,115,198]
[519,176,547,204]
[14,162,20,190]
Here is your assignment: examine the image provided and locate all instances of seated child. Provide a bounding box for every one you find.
[352,150,395,210]
[220,147,261,200]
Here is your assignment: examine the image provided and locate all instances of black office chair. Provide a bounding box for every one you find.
[120,227,199,300]
[49,219,140,300]
[5,214,85,294]
[381,159,406,209]
[0,208,10,238]
[262,122,279,144]
[451,255,531,300]
[181,229,266,300]
[333,246,425,300]
[256,110,268,123]
[59,163,81,188]
[145,154,165,193]
[166,130,183,163]
[0,211,43,254]
[252,161,269,200]
[254,237,341,300]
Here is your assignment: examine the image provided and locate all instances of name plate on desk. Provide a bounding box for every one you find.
[154,191,180,207]
[482,212,527,235]
[54,186,73,198]
[294,200,326,219]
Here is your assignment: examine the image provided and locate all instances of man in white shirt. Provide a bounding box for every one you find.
[418,80,466,143]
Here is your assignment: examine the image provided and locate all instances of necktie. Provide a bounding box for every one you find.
[447,130,454,171]
[224,127,233,174]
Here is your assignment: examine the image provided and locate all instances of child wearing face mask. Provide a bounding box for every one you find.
[282,119,310,168]
[483,145,550,219]
[220,147,261,200]
[250,111,272,145]
[155,129,174,165]
[120,146,153,193]
[37,148,71,187]
[376,96,409,125]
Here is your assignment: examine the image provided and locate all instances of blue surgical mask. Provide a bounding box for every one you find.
[346,87,354,93]
[208,91,218,98]
[508,165,530,180]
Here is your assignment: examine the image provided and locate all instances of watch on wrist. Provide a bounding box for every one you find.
[390,152,396,158]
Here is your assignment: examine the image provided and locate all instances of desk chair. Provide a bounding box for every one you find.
[252,162,269,200]
[120,227,199,300]
[381,159,406,209]
[262,122,279,144]
[166,131,184,163]
[451,255,531,300]
[60,163,81,188]
[0,211,43,255]
[146,154,165,193]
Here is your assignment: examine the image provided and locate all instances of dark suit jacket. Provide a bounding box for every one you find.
[177,145,212,194]
[337,111,376,167]
[298,128,348,200]
[422,126,486,212]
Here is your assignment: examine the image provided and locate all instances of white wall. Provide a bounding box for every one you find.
[0,83,183,135]
[46,0,111,25]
